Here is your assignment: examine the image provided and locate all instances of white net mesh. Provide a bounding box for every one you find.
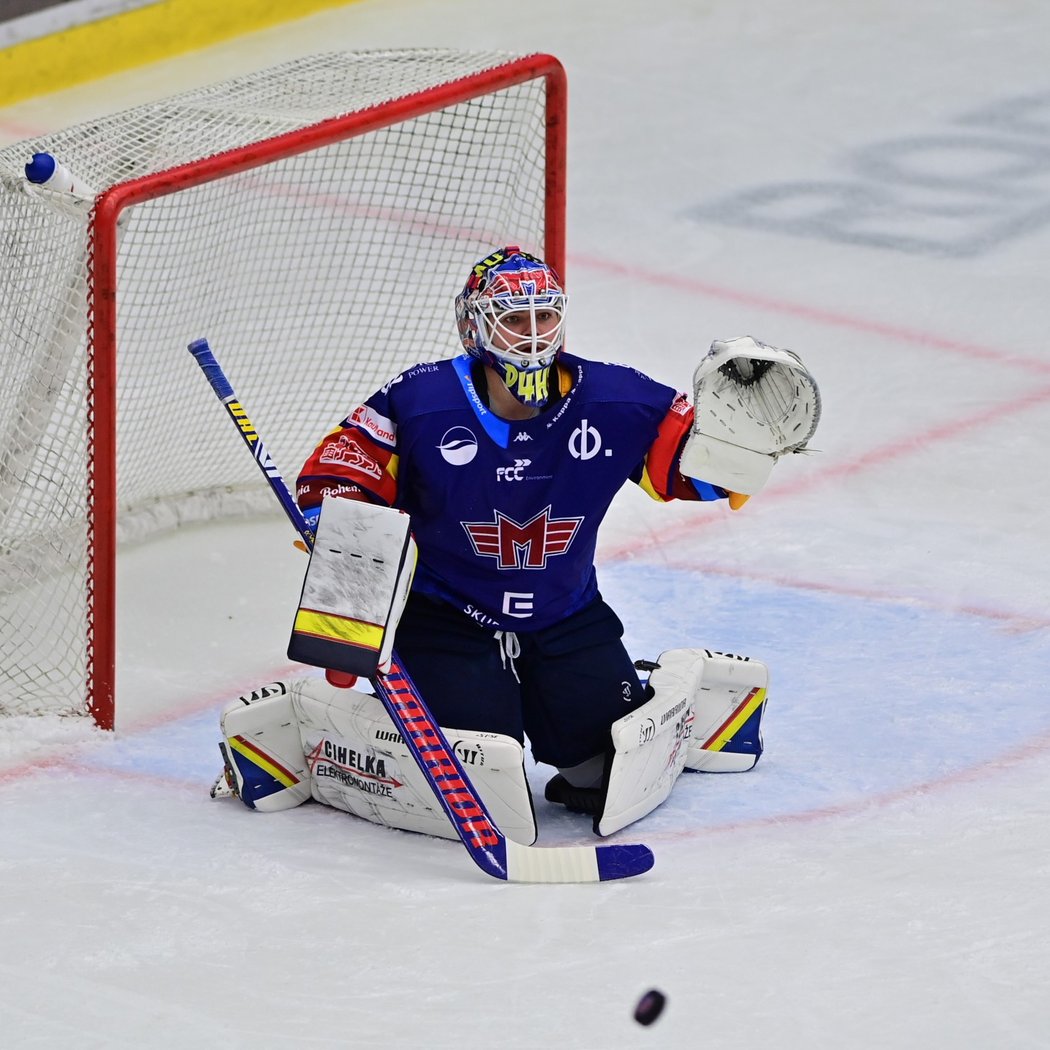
[0,49,555,720]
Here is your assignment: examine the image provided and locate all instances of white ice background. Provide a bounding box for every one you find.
[2,1,1050,1047]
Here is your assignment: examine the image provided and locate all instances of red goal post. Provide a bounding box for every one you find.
[0,50,566,730]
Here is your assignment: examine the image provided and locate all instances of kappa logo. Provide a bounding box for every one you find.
[513,431,532,442]
[462,505,583,569]
[438,426,478,465]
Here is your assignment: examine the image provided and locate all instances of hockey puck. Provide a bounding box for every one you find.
[633,989,666,1026]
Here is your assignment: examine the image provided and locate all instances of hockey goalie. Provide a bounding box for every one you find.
[213,246,820,844]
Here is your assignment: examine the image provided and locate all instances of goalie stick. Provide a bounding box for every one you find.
[187,338,654,884]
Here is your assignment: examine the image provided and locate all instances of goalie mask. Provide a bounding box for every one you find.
[455,246,568,408]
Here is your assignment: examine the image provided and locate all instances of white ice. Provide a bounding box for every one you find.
[3,1,1050,1047]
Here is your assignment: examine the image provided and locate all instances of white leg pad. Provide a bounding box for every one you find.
[219,683,313,812]
[685,650,768,772]
[289,678,537,845]
[596,649,703,836]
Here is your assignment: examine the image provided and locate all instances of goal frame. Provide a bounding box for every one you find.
[84,53,567,729]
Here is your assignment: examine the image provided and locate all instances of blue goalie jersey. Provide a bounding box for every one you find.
[297,353,725,631]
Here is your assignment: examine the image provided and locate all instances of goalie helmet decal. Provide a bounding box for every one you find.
[455,246,568,409]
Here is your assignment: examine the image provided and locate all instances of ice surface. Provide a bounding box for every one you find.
[2,1,1050,1047]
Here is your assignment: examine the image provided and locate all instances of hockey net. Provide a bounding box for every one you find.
[0,49,565,729]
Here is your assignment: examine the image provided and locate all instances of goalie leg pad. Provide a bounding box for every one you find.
[290,678,537,845]
[685,650,768,772]
[219,682,312,812]
[288,496,416,678]
[595,649,703,836]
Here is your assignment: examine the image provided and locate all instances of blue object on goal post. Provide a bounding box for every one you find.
[187,338,654,884]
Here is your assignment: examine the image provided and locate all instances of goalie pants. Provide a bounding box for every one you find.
[394,592,647,769]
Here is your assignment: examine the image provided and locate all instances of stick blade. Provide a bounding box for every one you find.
[502,839,654,884]
[596,842,655,882]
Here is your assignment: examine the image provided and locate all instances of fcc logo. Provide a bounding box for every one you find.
[496,459,531,482]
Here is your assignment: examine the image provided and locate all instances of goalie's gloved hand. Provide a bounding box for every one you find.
[679,336,821,496]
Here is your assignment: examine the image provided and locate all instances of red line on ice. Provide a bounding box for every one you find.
[570,252,1050,375]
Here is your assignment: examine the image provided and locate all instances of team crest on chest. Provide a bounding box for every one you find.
[462,505,583,569]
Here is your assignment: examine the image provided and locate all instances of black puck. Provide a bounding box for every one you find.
[633,988,667,1026]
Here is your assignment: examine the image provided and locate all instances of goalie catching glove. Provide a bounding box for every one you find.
[679,336,821,497]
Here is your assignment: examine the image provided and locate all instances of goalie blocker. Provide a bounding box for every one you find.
[288,496,416,677]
